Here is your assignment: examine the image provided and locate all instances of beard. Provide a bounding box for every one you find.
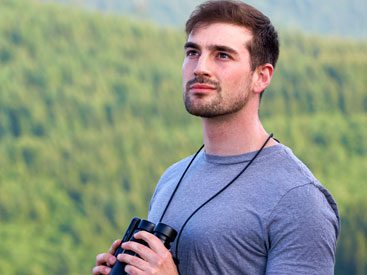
[183,75,250,118]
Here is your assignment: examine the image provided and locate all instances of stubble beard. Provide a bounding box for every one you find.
[183,76,250,118]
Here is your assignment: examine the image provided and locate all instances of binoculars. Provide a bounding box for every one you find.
[110,217,177,275]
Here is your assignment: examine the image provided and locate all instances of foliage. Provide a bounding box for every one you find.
[42,0,367,39]
[0,0,366,274]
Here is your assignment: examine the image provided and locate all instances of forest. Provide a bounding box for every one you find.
[0,0,366,274]
[46,0,367,39]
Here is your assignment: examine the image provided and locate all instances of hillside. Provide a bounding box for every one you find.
[0,0,367,274]
[42,0,367,39]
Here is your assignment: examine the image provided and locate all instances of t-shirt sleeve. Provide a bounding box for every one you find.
[265,183,340,275]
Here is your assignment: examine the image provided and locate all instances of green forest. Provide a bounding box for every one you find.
[0,0,366,274]
[46,0,367,39]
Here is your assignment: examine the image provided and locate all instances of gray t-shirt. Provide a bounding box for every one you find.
[148,144,340,275]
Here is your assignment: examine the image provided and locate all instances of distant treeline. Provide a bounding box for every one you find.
[45,0,367,39]
[0,0,366,274]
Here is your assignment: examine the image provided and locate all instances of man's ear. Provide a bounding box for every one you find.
[252,63,274,94]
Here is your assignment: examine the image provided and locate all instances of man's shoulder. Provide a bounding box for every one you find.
[148,152,201,219]
[255,144,337,207]
[260,144,319,188]
[160,153,197,180]
[154,152,201,194]
[259,144,340,233]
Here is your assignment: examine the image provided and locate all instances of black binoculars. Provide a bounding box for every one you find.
[110,217,177,275]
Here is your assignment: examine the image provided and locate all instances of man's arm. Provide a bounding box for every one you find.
[266,183,340,274]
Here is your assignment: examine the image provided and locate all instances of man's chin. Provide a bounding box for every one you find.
[184,105,222,118]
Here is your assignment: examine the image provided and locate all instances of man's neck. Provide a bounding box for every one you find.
[201,109,276,156]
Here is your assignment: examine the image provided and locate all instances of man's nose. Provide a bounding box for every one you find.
[193,55,211,77]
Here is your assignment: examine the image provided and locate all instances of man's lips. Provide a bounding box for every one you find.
[189,84,216,90]
[186,76,220,94]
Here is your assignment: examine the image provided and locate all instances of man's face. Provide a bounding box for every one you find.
[182,22,255,118]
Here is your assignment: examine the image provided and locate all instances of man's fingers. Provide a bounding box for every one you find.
[117,233,178,275]
[133,231,167,254]
[121,240,159,263]
[109,239,122,254]
[92,240,122,274]
[124,264,143,275]
[117,253,150,271]
[92,265,111,275]
[96,252,116,266]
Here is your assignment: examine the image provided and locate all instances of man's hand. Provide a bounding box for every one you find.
[118,231,178,275]
[92,239,120,274]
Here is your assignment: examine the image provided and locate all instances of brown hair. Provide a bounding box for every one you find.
[185,0,279,70]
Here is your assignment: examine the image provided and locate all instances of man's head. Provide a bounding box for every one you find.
[185,0,279,71]
[182,1,279,118]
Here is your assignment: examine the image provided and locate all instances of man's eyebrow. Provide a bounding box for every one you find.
[208,45,238,55]
[184,42,200,50]
[184,42,238,56]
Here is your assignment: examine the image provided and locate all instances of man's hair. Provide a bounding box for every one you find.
[185,0,279,71]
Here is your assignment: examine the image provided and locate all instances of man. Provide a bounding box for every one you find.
[93,1,340,274]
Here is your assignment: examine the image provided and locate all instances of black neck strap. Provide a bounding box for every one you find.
[158,133,274,267]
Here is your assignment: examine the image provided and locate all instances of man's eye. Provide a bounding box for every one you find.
[185,50,198,57]
[218,52,230,59]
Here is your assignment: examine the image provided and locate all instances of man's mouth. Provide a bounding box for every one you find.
[189,84,216,90]
[185,76,220,95]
